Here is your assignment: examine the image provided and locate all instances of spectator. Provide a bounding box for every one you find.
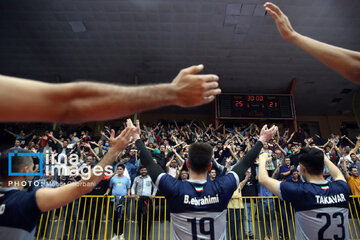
[131,166,157,240]
[209,169,217,181]
[278,157,296,181]
[228,170,250,239]
[104,164,131,240]
[341,161,360,195]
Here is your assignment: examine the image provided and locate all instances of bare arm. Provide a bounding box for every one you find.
[340,159,350,180]
[35,123,136,212]
[0,65,220,123]
[265,2,360,84]
[350,138,360,155]
[258,153,280,196]
[324,154,346,182]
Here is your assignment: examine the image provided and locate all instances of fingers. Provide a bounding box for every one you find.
[126,118,134,127]
[264,2,280,14]
[200,95,215,104]
[110,129,115,139]
[136,120,140,129]
[265,7,278,20]
[261,124,268,132]
[181,64,204,75]
[119,127,130,138]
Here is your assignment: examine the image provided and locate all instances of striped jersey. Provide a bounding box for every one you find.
[278,180,350,240]
[155,171,239,240]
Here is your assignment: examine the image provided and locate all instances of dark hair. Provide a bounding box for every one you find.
[0,148,34,179]
[348,165,357,172]
[138,165,147,171]
[188,142,213,173]
[116,164,125,170]
[297,147,324,175]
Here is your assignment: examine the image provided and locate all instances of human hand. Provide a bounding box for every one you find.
[109,121,137,152]
[171,64,220,107]
[259,125,278,144]
[259,153,272,164]
[126,119,141,141]
[264,2,297,42]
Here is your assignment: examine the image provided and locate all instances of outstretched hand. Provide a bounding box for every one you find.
[171,64,221,107]
[109,120,137,151]
[258,124,278,144]
[126,119,141,141]
[264,2,297,42]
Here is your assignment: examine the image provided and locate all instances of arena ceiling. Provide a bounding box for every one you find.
[0,0,359,117]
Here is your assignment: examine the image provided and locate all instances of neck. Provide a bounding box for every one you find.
[2,178,25,190]
[188,169,208,181]
[118,174,123,177]
[305,174,325,182]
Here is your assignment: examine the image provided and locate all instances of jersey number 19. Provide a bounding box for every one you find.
[187,217,214,240]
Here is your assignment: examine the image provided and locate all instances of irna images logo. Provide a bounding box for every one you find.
[8,150,43,176]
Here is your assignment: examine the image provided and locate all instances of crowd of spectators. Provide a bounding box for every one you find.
[2,120,360,239]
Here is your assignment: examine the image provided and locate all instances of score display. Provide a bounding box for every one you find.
[217,94,295,119]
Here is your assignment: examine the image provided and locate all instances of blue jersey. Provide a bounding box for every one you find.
[0,187,41,240]
[278,180,350,240]
[156,171,239,240]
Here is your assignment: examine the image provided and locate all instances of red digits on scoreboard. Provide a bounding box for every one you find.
[247,96,263,101]
[269,101,278,108]
[235,101,243,108]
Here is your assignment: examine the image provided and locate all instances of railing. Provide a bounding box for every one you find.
[35,196,360,240]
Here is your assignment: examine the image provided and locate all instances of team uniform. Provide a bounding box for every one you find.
[0,187,41,240]
[278,180,350,240]
[156,172,239,240]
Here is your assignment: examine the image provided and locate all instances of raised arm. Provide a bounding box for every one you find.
[324,154,346,182]
[131,120,165,183]
[350,137,360,155]
[0,65,221,123]
[35,122,136,212]
[3,129,16,137]
[231,125,277,180]
[258,153,280,196]
[264,2,360,84]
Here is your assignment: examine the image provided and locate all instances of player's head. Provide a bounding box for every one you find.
[349,165,359,177]
[187,142,213,174]
[297,147,324,177]
[0,148,34,180]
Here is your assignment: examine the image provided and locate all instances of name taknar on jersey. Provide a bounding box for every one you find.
[315,193,346,204]
[184,194,220,206]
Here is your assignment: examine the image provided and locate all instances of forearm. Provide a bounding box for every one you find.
[290,33,360,83]
[232,141,263,179]
[79,147,119,191]
[324,155,345,181]
[350,141,360,154]
[0,75,178,123]
[135,139,164,182]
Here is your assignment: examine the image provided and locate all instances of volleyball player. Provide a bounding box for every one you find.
[258,147,350,239]
[131,119,277,239]
[0,122,136,240]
